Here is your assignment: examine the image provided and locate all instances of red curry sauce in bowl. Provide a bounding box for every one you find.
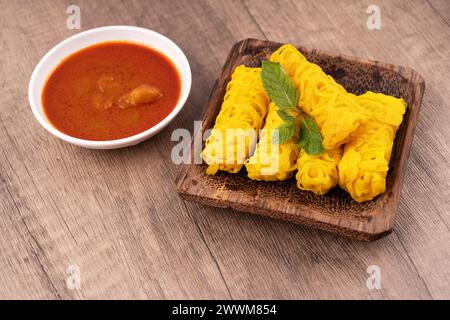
[43,41,181,141]
[29,26,191,149]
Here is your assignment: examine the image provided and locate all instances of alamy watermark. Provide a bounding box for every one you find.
[66,264,81,290]
[366,5,381,30]
[171,122,281,176]
[66,5,81,30]
[366,265,382,290]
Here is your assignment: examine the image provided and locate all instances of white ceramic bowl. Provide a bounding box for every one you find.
[28,26,191,149]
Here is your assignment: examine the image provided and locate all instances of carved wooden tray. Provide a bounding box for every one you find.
[175,39,425,241]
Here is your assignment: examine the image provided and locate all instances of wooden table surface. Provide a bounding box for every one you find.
[1,0,449,300]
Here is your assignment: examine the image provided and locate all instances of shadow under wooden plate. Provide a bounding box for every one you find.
[175,39,425,241]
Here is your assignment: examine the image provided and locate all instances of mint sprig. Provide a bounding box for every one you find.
[261,61,298,110]
[272,110,296,144]
[277,110,296,124]
[261,59,324,155]
[273,122,297,145]
[298,116,325,155]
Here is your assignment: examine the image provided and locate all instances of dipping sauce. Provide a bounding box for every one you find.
[42,41,181,141]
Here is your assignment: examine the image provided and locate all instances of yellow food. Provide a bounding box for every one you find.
[296,148,343,195]
[201,65,270,175]
[246,102,301,181]
[338,92,406,202]
[270,44,367,150]
[201,43,407,204]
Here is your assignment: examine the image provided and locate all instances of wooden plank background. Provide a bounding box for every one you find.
[0,0,449,299]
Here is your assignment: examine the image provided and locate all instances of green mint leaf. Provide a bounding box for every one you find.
[277,110,296,124]
[272,123,296,145]
[261,61,299,110]
[298,116,325,155]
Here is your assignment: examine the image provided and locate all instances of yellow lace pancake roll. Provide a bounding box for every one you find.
[338,92,407,202]
[201,65,270,175]
[270,44,367,150]
[246,102,301,181]
[296,148,343,195]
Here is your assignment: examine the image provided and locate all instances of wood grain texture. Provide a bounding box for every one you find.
[176,38,425,241]
[0,0,448,299]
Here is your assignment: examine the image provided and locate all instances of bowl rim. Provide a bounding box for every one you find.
[28,25,192,148]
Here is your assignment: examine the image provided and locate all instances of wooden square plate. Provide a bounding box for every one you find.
[175,39,425,241]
